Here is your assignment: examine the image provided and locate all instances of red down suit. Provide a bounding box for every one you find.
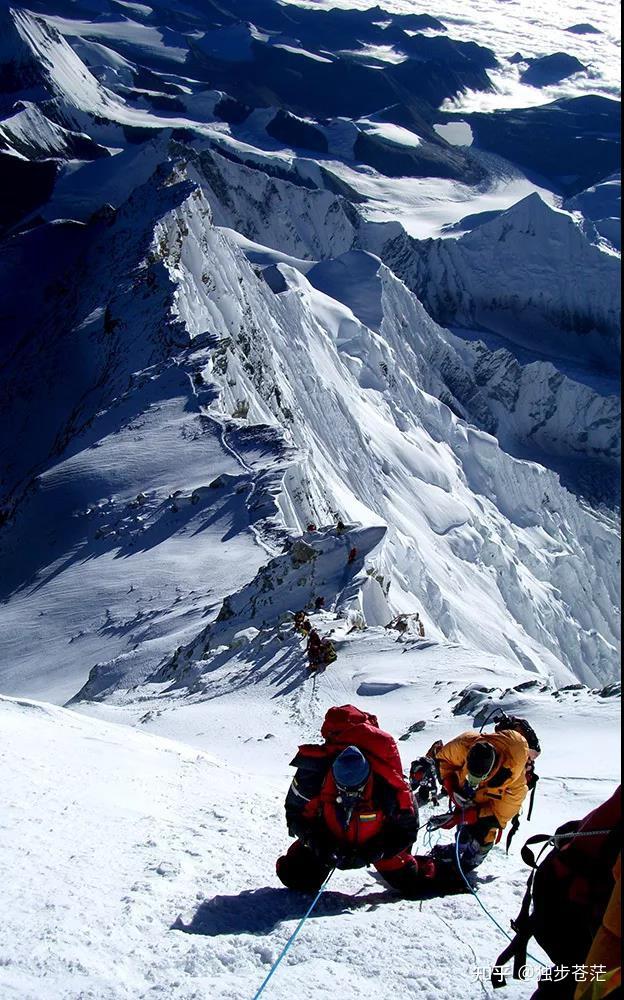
[277,706,426,895]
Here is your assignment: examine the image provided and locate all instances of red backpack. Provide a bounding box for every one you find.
[298,705,413,811]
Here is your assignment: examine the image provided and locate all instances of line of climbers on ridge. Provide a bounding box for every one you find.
[291,516,429,669]
[276,705,621,1000]
[291,606,428,671]
[292,610,337,671]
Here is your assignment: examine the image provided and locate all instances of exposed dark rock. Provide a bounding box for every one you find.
[266,110,328,153]
[521,52,586,87]
[123,124,162,144]
[600,682,621,698]
[189,26,495,119]
[565,23,601,34]
[145,92,186,113]
[214,97,252,125]
[452,685,495,716]
[88,203,117,226]
[459,95,620,196]
[399,720,427,740]
[290,540,317,567]
[0,152,57,232]
[354,128,485,184]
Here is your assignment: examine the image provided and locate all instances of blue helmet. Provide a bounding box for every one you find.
[332,745,371,790]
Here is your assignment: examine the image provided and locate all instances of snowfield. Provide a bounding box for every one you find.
[1,669,619,1000]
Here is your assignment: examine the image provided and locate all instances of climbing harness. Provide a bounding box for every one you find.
[251,869,335,999]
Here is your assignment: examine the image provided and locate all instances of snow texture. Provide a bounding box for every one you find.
[0,1,620,997]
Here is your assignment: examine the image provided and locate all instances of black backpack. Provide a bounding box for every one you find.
[492,790,621,991]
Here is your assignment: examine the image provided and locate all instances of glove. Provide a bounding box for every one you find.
[331,850,368,870]
[428,807,479,831]
[303,833,335,862]
[426,811,457,832]
[451,782,476,809]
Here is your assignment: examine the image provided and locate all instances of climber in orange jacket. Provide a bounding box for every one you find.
[426,729,531,875]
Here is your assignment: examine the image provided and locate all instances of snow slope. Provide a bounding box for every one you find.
[1,651,620,999]
[0,2,621,997]
[1,164,619,709]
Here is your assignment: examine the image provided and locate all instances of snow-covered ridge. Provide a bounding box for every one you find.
[307,250,620,467]
[2,161,618,703]
[4,8,118,114]
[102,174,619,687]
[189,146,620,372]
[376,193,620,370]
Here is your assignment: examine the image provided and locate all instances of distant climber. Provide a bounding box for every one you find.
[347,546,358,564]
[276,706,434,897]
[421,728,534,881]
[314,596,325,611]
[336,519,346,534]
[386,614,409,634]
[293,611,312,635]
[306,630,336,670]
[306,629,323,669]
[320,638,336,665]
[306,522,317,532]
[418,620,425,638]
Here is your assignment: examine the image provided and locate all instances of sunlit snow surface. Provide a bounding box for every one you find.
[287,0,621,108]
[0,1,620,997]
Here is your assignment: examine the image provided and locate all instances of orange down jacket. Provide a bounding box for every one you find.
[435,729,530,829]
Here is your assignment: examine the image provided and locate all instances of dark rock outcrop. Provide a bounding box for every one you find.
[520,52,586,87]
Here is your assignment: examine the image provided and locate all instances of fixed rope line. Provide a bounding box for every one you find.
[251,869,335,1000]
[453,820,547,968]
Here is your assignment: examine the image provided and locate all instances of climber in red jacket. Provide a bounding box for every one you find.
[276,706,434,896]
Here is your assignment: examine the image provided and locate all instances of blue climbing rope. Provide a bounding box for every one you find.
[453,828,546,968]
[252,869,335,1000]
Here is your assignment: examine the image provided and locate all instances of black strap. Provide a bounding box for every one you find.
[527,776,538,821]
[492,832,559,988]
[520,833,556,869]
[491,870,536,988]
[505,813,520,854]
[505,773,539,854]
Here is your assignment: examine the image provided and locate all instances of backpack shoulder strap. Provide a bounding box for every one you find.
[491,866,537,988]
[492,833,558,989]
